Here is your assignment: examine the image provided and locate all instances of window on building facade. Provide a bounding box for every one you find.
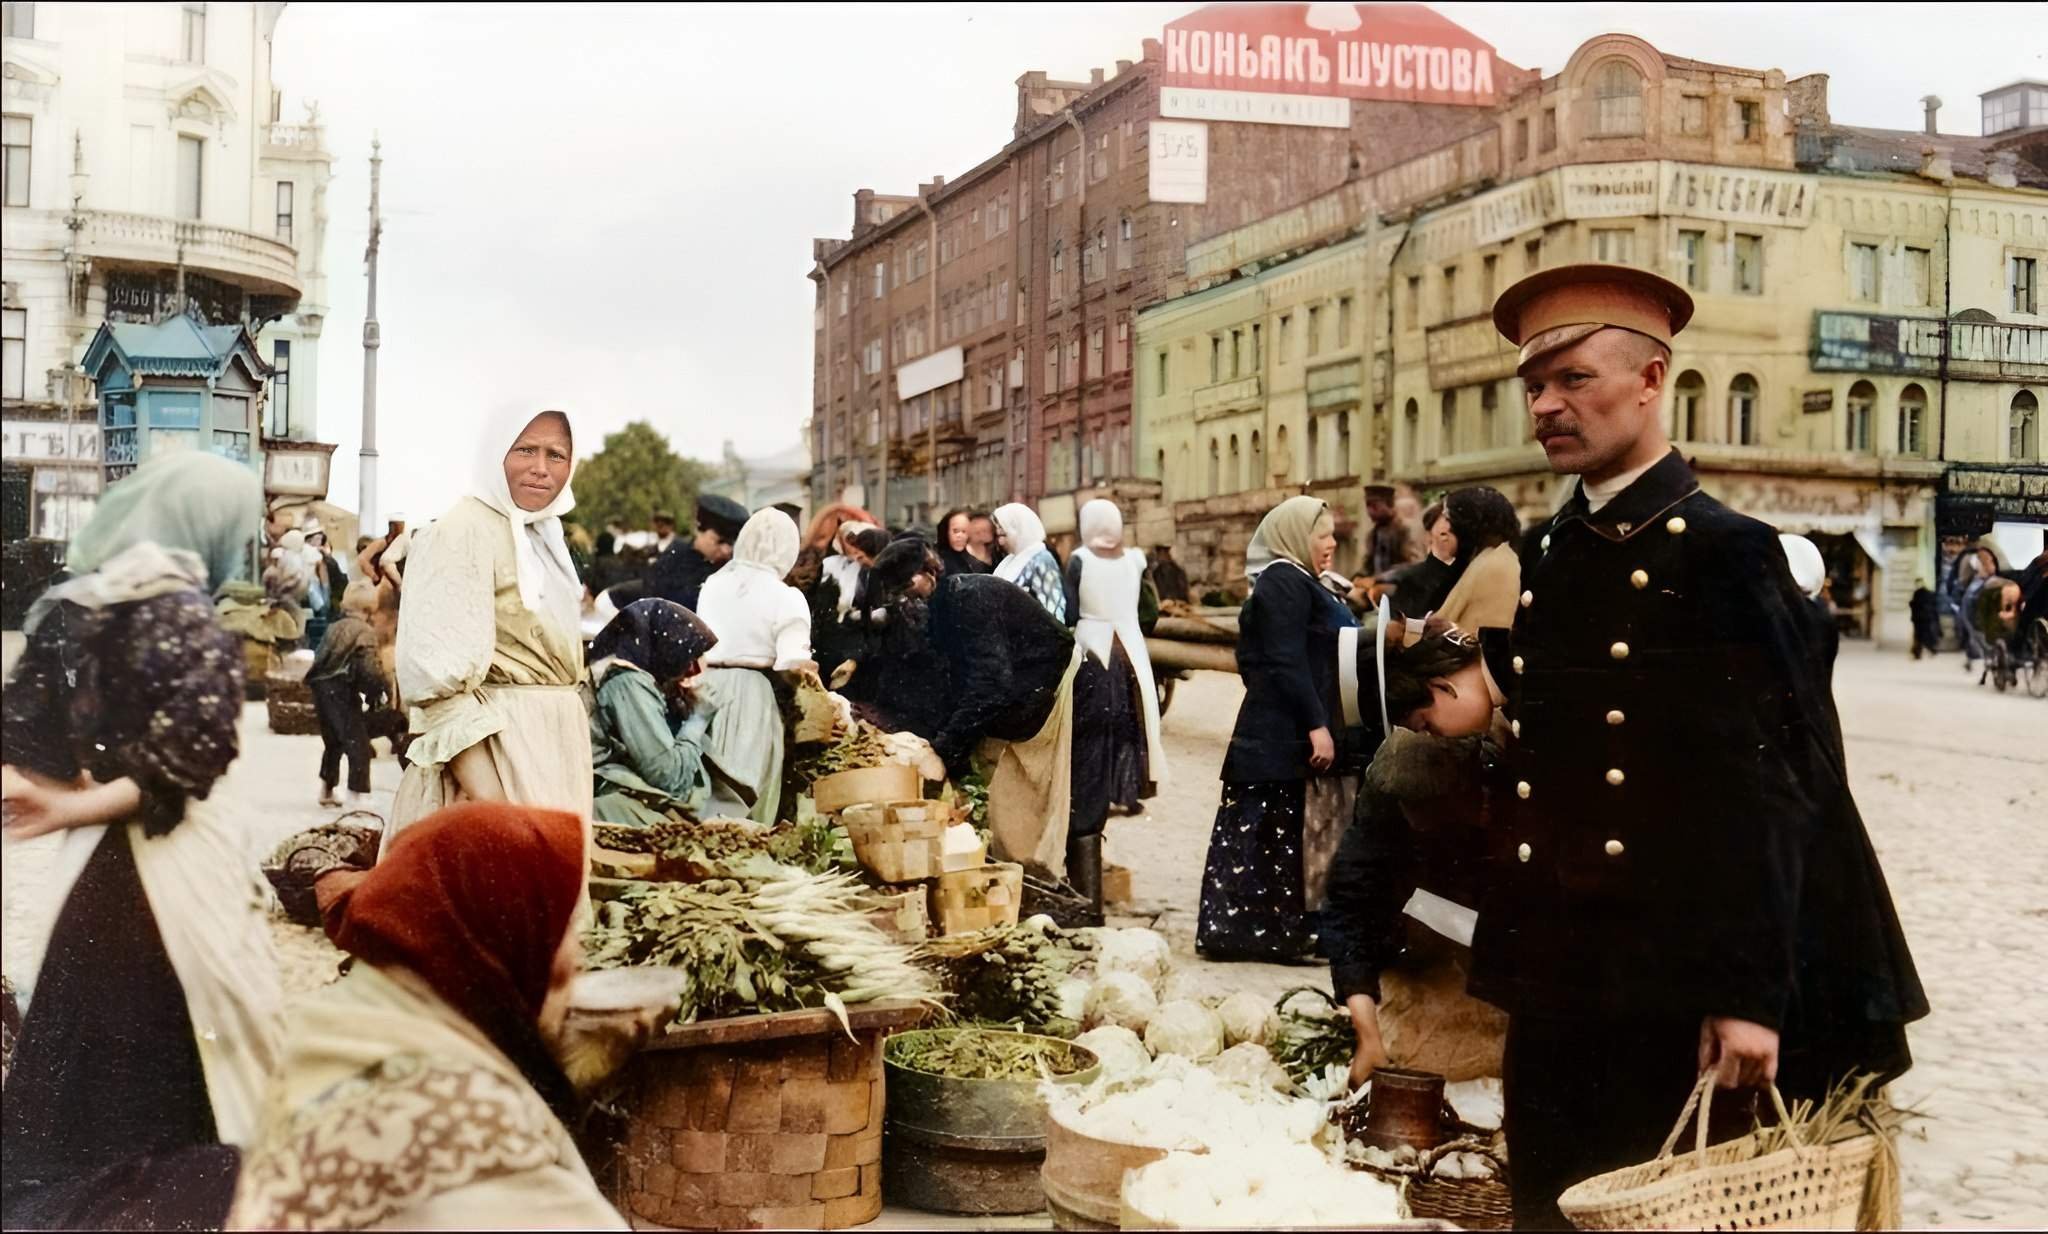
[1229,328,1244,378]
[1672,370,1704,441]
[1515,117,1529,160]
[274,181,294,245]
[1441,266,1459,319]
[2,115,29,208]
[1592,60,1645,136]
[1440,391,1458,453]
[864,339,883,374]
[1085,227,1104,281]
[176,134,204,220]
[839,282,849,317]
[1091,132,1110,182]
[1404,399,1421,466]
[1735,99,1763,142]
[1849,243,1881,302]
[1278,313,1293,359]
[1405,277,1421,328]
[1903,247,1931,306]
[1118,215,1134,270]
[268,338,291,436]
[1207,438,1220,496]
[1051,156,1066,203]
[1066,334,1080,385]
[1308,304,1324,357]
[212,394,250,461]
[872,262,884,299]
[1480,382,1498,447]
[1680,95,1708,136]
[2013,256,2039,314]
[1228,434,1242,493]
[182,3,207,64]
[1846,380,1876,451]
[1114,318,1130,372]
[1541,107,1558,152]
[1305,418,1320,481]
[1591,228,1633,264]
[1338,411,1352,474]
[1088,326,1104,380]
[1157,349,1169,395]
[2013,390,2041,461]
[1338,296,1355,345]
[1249,322,1261,370]
[1479,257,1496,306]
[1897,384,1927,455]
[1678,229,1705,290]
[1046,343,1060,392]
[997,278,1010,320]
[1729,374,1759,444]
[2,307,25,401]
[3,2,34,38]
[1734,233,1764,294]
[1208,335,1222,383]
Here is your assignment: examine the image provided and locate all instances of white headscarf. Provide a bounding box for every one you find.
[730,507,801,580]
[470,405,580,629]
[1080,499,1124,555]
[992,503,1049,584]
[1779,533,1826,600]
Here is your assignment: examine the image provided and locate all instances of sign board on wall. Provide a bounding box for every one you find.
[1812,312,2048,382]
[1801,390,1834,414]
[1425,316,1520,388]
[1465,160,1819,246]
[1148,120,1211,203]
[263,446,333,498]
[2,420,101,462]
[1160,3,1501,128]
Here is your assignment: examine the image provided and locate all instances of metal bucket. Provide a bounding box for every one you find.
[883,1029,1100,1215]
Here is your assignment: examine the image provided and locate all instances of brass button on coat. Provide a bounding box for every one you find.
[1606,709,1626,726]
[1541,534,1552,551]
[1631,569,1650,590]
[1610,641,1631,661]
[1511,719,1522,738]
[1666,516,1688,535]
[1520,590,1534,608]
[1604,839,1626,857]
[1518,842,1533,863]
[1606,768,1626,787]
[1513,655,1526,674]
[1516,781,1532,800]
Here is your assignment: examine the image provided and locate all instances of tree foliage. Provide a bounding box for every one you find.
[568,421,714,532]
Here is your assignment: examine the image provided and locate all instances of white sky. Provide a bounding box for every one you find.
[270,2,2042,525]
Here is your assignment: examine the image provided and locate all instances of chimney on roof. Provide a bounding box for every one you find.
[1989,151,2021,189]
[1116,59,1133,76]
[1090,68,1104,87]
[1920,95,1942,136]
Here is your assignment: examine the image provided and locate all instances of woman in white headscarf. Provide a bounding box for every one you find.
[388,407,590,845]
[1060,499,1167,920]
[694,508,814,825]
[992,502,1067,621]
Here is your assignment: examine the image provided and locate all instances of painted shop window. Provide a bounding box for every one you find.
[1728,374,1760,445]
[1734,234,1764,295]
[1672,370,1705,442]
[1846,381,1876,451]
[2012,391,2041,462]
[2012,257,2039,315]
[1849,243,1881,302]
[2,115,29,209]
[1897,384,1927,456]
[1680,230,1706,290]
[1592,60,1645,137]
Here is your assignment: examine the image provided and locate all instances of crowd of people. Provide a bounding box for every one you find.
[0,264,1957,1229]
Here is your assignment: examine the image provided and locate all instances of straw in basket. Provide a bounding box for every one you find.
[1557,1071,1894,1231]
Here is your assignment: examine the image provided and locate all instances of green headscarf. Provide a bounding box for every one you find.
[67,450,264,592]
[1250,495,1332,574]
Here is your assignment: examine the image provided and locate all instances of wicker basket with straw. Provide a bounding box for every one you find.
[1557,1071,1903,1231]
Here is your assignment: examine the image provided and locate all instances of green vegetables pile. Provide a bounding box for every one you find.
[592,816,842,877]
[1269,987,1356,1086]
[791,722,890,781]
[584,869,940,1030]
[926,923,1095,1039]
[886,1028,1095,1081]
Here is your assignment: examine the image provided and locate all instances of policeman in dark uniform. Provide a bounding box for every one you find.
[1474,265,1928,1227]
[644,493,749,611]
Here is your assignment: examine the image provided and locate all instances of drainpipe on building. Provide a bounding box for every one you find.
[815,259,834,505]
[917,192,941,520]
[1936,189,1953,464]
[1065,109,1088,491]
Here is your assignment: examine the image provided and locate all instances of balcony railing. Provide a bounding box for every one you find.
[84,210,302,299]
[263,124,328,152]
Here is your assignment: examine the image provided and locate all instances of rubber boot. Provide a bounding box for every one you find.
[1067,833,1105,927]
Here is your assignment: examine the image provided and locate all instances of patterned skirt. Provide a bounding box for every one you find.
[1197,780,1319,962]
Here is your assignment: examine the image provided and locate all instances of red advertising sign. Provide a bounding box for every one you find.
[1162,3,1500,108]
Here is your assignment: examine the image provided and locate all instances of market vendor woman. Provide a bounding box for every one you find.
[585,599,719,826]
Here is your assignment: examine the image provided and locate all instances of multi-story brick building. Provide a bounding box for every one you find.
[1133,33,2048,641]
[808,16,1524,536]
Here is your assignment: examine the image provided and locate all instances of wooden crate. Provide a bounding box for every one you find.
[930,863,1023,936]
[605,1002,926,1231]
[842,801,950,883]
[813,764,921,815]
[859,886,929,945]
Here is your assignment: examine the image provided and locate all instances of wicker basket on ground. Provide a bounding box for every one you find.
[262,814,384,926]
[265,670,321,735]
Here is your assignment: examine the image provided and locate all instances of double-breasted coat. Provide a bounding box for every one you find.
[1470,450,1926,1085]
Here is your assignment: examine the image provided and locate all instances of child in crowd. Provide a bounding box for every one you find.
[309,581,387,808]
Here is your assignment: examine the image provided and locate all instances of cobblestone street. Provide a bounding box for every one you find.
[5,635,2042,1228]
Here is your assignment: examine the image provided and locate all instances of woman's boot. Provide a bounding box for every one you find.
[1067,833,1105,928]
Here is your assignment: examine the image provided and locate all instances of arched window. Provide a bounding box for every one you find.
[1440,390,1459,454]
[1846,380,1876,452]
[1592,59,1645,137]
[1895,385,1926,456]
[1729,374,1759,445]
[1250,429,1265,489]
[1275,425,1292,482]
[1207,438,1220,497]
[1228,433,1242,494]
[2013,390,2041,462]
[1672,370,1705,441]
[1306,418,1321,481]
[1337,411,1353,476]
[1155,448,1166,481]
[1404,399,1421,466]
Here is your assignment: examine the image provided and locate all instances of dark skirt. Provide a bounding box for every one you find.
[1069,640,1151,839]
[1196,779,1319,961]
[1,826,240,1231]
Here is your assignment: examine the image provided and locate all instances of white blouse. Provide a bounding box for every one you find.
[696,563,813,672]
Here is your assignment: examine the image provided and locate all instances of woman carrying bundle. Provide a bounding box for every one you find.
[586,599,720,827]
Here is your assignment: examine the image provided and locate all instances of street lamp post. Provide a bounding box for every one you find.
[359,138,383,531]
[62,131,96,532]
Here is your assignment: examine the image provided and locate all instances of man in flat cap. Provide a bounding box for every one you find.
[647,493,749,612]
[1470,264,1926,1225]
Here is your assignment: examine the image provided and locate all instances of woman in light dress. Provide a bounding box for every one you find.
[992,503,1068,621]
[693,508,816,825]
[387,407,590,845]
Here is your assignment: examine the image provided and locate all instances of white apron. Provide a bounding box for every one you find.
[1072,547,1169,787]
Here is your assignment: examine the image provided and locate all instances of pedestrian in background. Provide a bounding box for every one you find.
[310,581,388,810]
[1433,486,1524,633]
[967,510,1000,569]
[1387,503,1458,619]
[1908,579,1941,659]
[647,494,747,612]
[937,507,992,577]
[992,503,1068,621]
[1147,543,1192,605]
[2,451,283,1230]
[694,508,815,825]
[1362,484,1423,579]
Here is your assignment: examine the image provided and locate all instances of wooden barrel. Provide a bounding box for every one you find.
[1040,1110,1198,1231]
[883,1030,1099,1216]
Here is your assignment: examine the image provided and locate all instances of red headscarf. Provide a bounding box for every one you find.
[321,802,586,1117]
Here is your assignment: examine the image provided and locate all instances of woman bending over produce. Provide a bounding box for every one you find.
[586,599,720,826]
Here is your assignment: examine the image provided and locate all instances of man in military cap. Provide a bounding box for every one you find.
[1473,265,1927,1226]
[647,493,749,611]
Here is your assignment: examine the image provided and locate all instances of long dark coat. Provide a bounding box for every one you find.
[1222,562,1366,784]
[1471,450,1926,1084]
[926,573,1075,776]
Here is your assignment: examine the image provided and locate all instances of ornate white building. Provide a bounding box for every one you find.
[2,1,331,542]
